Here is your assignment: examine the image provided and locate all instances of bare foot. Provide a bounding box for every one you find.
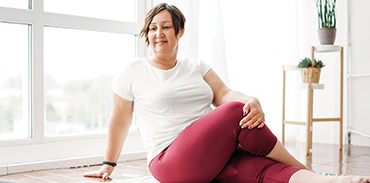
[289,170,370,183]
[337,176,370,183]
[350,176,370,183]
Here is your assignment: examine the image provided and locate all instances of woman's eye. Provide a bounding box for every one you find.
[149,27,156,31]
[163,26,171,29]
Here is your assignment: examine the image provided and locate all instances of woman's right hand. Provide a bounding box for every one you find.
[83,164,115,180]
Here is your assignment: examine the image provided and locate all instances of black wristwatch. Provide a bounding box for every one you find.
[103,160,117,167]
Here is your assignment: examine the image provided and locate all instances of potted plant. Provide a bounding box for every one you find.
[298,57,325,83]
[315,0,337,44]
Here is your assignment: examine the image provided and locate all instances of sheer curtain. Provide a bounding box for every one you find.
[220,0,300,137]
[152,0,300,137]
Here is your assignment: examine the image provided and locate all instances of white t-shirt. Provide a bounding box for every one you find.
[111,57,214,163]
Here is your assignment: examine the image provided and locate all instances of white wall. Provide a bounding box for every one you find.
[347,0,370,146]
[220,0,299,138]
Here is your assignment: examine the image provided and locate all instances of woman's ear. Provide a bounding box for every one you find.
[179,28,185,37]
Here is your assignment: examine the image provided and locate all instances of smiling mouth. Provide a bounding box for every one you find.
[156,41,168,44]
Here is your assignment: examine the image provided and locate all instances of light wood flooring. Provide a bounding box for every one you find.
[1,142,370,183]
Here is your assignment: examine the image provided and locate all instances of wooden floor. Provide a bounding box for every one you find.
[1,142,370,183]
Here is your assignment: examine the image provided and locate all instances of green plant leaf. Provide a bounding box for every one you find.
[298,57,325,68]
[315,0,336,28]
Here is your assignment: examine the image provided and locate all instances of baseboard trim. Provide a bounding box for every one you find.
[0,151,146,176]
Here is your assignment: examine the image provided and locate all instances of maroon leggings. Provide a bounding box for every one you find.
[149,102,301,183]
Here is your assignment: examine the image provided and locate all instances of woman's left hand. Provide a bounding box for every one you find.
[239,99,265,130]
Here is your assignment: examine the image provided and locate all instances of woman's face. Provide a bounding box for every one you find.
[148,10,183,55]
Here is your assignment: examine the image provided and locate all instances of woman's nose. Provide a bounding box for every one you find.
[156,28,164,38]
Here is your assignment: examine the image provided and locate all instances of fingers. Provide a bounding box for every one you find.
[240,103,265,129]
[83,171,111,180]
[83,169,112,180]
[240,115,264,129]
[83,164,115,181]
[83,171,102,178]
[102,172,109,180]
[257,119,265,128]
[242,103,250,116]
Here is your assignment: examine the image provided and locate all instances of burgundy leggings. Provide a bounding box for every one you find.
[149,102,301,183]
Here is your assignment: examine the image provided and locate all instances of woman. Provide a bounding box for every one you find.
[84,3,370,183]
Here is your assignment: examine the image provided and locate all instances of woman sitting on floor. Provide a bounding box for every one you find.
[84,3,370,183]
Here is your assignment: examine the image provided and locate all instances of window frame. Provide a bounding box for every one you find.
[0,0,149,174]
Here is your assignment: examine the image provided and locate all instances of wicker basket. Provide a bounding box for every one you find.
[300,67,321,83]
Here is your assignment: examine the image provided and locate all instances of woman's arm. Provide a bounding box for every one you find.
[204,69,265,129]
[84,92,133,179]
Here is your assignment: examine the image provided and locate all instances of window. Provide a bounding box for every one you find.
[0,0,29,9]
[44,0,137,22]
[0,0,146,171]
[0,22,30,140]
[44,27,135,136]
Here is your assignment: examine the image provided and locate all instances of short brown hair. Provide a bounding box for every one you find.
[140,3,186,46]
